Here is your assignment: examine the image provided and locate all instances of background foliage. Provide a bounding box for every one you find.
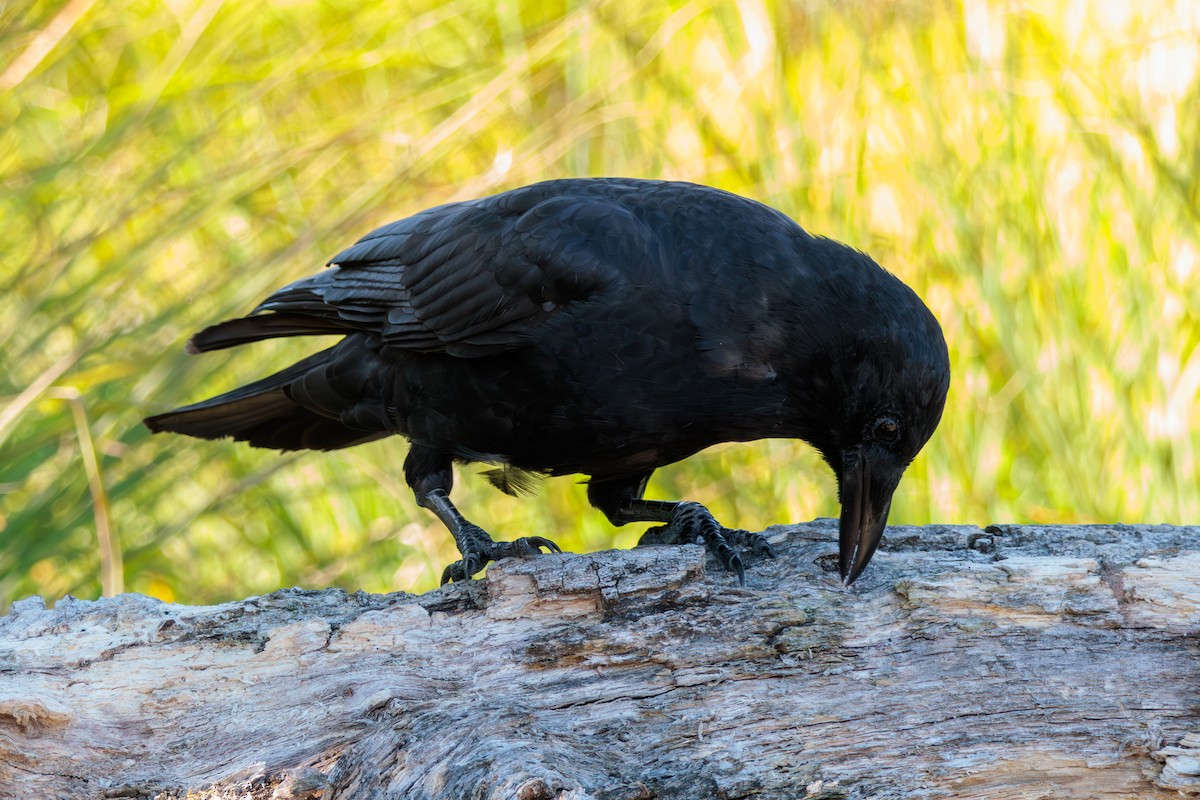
[2,0,1198,608]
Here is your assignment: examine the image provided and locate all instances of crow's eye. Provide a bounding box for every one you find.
[873,416,901,446]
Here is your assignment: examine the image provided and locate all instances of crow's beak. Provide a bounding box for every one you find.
[838,453,893,585]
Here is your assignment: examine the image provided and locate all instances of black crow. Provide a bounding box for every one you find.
[146,179,950,585]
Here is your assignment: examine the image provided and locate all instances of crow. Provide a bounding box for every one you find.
[145,179,950,586]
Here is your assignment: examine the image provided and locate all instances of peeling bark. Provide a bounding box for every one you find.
[1,521,1198,799]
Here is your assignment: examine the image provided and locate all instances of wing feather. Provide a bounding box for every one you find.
[212,180,689,357]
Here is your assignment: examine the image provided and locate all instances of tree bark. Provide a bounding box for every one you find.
[2,521,1198,800]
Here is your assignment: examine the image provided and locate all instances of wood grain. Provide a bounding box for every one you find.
[1,521,1198,799]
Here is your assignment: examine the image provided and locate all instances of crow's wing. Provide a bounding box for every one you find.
[198,181,663,358]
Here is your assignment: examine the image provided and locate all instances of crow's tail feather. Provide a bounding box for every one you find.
[144,346,386,452]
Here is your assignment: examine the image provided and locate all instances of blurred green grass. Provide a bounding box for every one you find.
[1,0,1197,608]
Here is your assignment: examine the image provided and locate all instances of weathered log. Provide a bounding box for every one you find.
[1,521,1198,799]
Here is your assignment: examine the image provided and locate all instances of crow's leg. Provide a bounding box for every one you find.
[587,474,775,584]
[405,446,561,584]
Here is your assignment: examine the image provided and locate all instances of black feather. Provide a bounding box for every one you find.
[480,466,546,497]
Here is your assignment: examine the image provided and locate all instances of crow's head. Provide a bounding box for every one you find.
[830,270,949,584]
[779,242,950,584]
[829,315,949,584]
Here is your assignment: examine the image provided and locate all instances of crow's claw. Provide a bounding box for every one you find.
[440,560,470,585]
[440,528,563,585]
[497,536,563,557]
[725,528,777,558]
[636,501,765,585]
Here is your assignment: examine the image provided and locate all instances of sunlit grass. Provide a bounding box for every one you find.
[2,0,1197,608]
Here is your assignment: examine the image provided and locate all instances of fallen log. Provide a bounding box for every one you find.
[1,521,1198,799]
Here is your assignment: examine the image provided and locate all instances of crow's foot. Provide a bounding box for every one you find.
[440,525,562,584]
[636,501,775,584]
[724,527,777,559]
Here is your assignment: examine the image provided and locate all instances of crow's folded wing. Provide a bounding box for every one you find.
[232,183,660,357]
